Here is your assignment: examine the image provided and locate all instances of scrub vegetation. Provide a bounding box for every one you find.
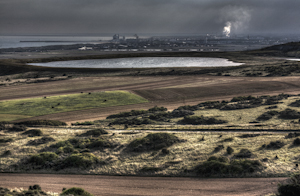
[0,185,93,196]
[1,120,300,178]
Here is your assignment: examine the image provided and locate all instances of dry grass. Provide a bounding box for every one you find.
[1,126,300,177]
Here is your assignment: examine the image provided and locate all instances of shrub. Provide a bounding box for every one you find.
[149,112,171,121]
[197,101,227,109]
[278,184,300,196]
[289,99,300,107]
[22,129,43,137]
[110,117,154,125]
[266,105,278,109]
[179,116,227,125]
[87,138,112,149]
[279,108,300,119]
[293,138,300,146]
[0,138,13,143]
[220,103,256,110]
[161,148,170,154]
[28,152,58,165]
[148,106,167,112]
[8,125,27,132]
[57,145,75,154]
[171,109,194,118]
[15,120,67,126]
[29,184,41,191]
[286,132,300,139]
[231,96,256,102]
[107,110,147,119]
[277,173,300,196]
[79,129,108,137]
[234,149,252,158]
[256,110,279,121]
[27,136,55,146]
[176,105,199,111]
[72,121,94,126]
[1,150,12,157]
[221,138,234,142]
[0,122,7,130]
[239,134,261,138]
[62,153,100,168]
[61,187,93,196]
[128,133,181,152]
[226,146,234,155]
[213,145,224,153]
[194,156,261,176]
[262,140,285,149]
[140,166,163,173]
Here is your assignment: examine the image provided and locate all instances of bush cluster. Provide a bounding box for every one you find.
[171,109,194,118]
[234,149,252,158]
[54,136,112,151]
[176,105,199,111]
[0,138,13,143]
[28,152,58,165]
[22,129,43,137]
[61,153,100,169]
[279,108,300,119]
[61,187,93,196]
[9,125,27,132]
[220,103,257,110]
[107,109,147,119]
[179,115,227,125]
[27,136,55,146]
[128,133,181,152]
[0,184,52,196]
[72,121,95,126]
[197,101,228,109]
[15,120,67,126]
[262,140,285,149]
[286,132,300,139]
[230,96,257,102]
[194,156,262,176]
[289,99,300,107]
[79,129,108,137]
[277,173,300,196]
[110,117,154,125]
[257,110,279,121]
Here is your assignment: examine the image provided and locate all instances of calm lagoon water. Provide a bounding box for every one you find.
[29,57,243,68]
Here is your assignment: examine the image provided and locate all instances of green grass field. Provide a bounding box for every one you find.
[0,91,148,118]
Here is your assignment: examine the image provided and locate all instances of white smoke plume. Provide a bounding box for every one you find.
[219,5,252,36]
[223,22,231,37]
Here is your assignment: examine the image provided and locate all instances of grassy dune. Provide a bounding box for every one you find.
[0,91,148,118]
[1,127,299,177]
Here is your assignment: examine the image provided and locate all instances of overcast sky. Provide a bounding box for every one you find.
[1,0,300,36]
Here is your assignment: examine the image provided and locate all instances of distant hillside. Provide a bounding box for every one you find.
[260,42,300,57]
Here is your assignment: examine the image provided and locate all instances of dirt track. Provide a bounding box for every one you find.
[0,173,286,196]
[2,75,300,123]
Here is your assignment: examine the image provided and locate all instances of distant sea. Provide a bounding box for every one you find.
[0,35,113,49]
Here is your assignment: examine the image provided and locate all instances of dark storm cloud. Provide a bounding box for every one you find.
[1,0,300,35]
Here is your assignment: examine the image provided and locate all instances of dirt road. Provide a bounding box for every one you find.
[0,173,285,196]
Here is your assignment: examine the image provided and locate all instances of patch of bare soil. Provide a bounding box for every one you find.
[0,173,285,196]
[3,75,300,123]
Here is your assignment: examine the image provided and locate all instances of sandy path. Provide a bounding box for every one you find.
[0,173,285,196]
